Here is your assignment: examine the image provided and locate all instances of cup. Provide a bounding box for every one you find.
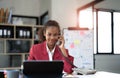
[0,71,4,78]
[6,70,19,78]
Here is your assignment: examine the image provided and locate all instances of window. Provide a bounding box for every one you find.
[96,10,120,54]
[77,6,120,54]
[78,7,93,29]
[97,11,112,53]
[113,12,120,54]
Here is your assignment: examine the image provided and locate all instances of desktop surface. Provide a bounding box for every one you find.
[19,71,120,78]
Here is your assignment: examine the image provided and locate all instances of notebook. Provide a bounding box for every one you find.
[23,60,64,77]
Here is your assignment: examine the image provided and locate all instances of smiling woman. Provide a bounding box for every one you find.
[28,20,74,74]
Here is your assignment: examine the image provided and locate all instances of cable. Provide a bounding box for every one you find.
[58,48,78,68]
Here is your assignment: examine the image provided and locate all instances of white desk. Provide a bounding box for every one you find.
[19,71,120,78]
[63,71,120,78]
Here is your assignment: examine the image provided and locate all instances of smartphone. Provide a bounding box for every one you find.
[56,35,62,45]
[56,40,61,45]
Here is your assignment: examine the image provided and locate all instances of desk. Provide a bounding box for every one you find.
[19,71,120,78]
[63,71,120,78]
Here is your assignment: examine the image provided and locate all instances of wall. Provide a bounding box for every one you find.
[95,55,120,73]
[95,0,120,11]
[39,0,51,17]
[51,0,93,29]
[0,0,40,16]
[76,0,94,8]
[51,0,77,29]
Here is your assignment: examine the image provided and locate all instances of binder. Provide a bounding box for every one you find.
[4,8,9,23]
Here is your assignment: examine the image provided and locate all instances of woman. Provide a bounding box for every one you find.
[28,20,74,74]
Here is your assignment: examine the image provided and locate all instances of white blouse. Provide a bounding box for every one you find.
[46,44,56,61]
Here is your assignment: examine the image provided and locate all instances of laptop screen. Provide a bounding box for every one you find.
[23,60,64,75]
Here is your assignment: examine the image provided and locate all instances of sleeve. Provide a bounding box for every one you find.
[27,45,35,60]
[62,49,74,74]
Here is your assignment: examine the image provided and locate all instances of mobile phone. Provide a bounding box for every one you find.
[56,35,62,45]
[56,40,61,45]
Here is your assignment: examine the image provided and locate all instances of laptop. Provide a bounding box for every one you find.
[23,60,64,78]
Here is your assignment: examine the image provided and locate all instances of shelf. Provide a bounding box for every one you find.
[16,26,32,39]
[0,24,44,69]
[0,25,14,38]
[0,38,33,40]
[0,67,21,70]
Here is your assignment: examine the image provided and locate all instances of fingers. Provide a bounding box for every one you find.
[59,35,64,41]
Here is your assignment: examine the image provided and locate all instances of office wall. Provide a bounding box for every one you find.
[95,55,120,73]
[0,0,40,16]
[76,0,94,8]
[39,0,51,17]
[51,0,93,29]
[51,0,77,29]
[95,0,120,11]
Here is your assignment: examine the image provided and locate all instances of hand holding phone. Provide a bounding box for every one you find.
[56,35,69,57]
[56,40,61,46]
[56,35,65,48]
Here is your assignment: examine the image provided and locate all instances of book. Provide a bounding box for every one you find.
[4,8,9,23]
[8,9,12,24]
[0,8,4,23]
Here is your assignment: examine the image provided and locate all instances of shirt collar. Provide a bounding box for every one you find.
[46,44,56,54]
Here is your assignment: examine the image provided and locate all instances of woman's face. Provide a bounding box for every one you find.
[44,26,59,47]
